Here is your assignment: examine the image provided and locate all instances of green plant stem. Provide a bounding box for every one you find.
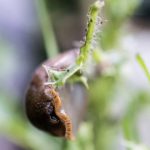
[44,1,104,87]
[35,0,59,58]
[77,1,104,65]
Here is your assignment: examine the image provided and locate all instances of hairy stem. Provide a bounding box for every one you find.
[44,1,104,87]
[77,1,104,65]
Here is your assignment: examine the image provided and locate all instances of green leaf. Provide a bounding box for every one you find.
[136,54,150,82]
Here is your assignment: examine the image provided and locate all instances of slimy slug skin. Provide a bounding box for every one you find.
[25,50,87,140]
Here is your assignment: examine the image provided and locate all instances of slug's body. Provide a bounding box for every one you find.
[25,1,104,140]
[25,50,86,140]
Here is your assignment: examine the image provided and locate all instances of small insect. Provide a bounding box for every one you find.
[66,69,70,72]
[90,19,93,23]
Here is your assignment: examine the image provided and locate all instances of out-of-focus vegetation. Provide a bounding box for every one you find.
[136,54,150,82]
[0,0,150,150]
[100,0,140,50]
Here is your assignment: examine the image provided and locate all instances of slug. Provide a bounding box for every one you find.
[25,49,87,140]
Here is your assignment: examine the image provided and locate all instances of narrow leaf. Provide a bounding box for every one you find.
[136,54,150,82]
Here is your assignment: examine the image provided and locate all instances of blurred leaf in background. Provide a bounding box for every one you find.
[100,0,140,50]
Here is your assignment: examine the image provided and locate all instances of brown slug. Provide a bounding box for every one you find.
[25,49,87,140]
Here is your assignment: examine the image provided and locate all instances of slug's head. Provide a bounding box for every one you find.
[26,85,66,137]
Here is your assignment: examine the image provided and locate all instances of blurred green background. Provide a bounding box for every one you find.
[0,0,150,150]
